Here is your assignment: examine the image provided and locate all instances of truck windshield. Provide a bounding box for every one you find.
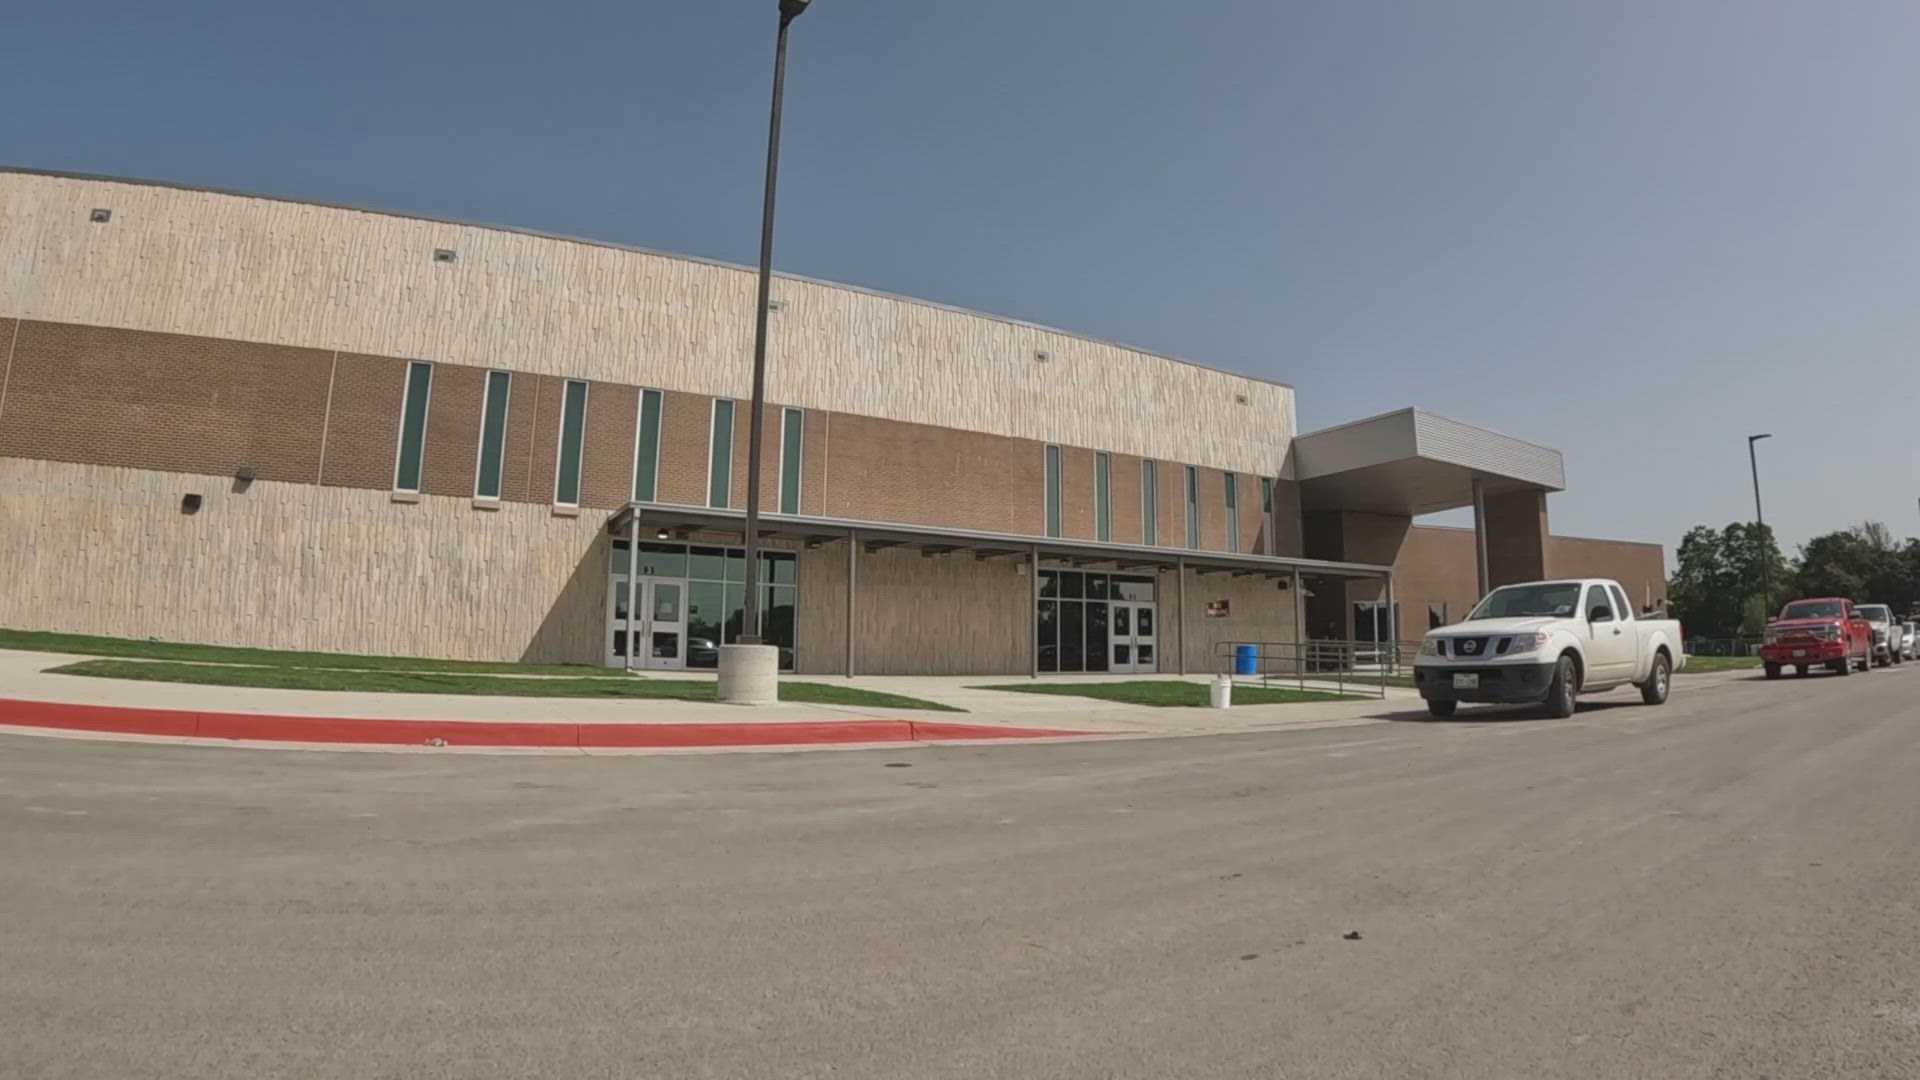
[1780,600,1845,619]
[1469,583,1583,620]
[1857,606,1890,623]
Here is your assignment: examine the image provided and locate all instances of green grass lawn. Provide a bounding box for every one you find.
[48,659,963,712]
[0,628,630,677]
[970,680,1364,707]
[1679,655,1763,674]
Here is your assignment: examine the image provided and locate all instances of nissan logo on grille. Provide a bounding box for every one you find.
[1461,640,1478,654]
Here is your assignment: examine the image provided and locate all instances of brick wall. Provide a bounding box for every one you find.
[320,352,406,490]
[0,316,1282,548]
[418,363,485,498]
[818,411,1045,534]
[1059,445,1097,540]
[580,382,638,509]
[0,320,332,483]
[1108,452,1143,546]
[1158,460,1189,549]
[656,390,712,507]
[1485,489,1549,586]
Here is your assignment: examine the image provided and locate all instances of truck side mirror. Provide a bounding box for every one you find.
[1590,606,1614,623]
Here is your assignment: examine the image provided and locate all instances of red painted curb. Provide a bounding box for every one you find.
[0,698,1095,749]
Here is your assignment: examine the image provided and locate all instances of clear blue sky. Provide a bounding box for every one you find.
[8,0,1920,558]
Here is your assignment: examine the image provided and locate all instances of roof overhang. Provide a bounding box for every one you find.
[606,504,1391,580]
[1294,408,1566,516]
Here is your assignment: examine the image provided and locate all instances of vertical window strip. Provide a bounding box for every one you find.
[778,407,804,515]
[1184,466,1199,548]
[633,388,663,502]
[1094,452,1111,542]
[1044,445,1063,538]
[393,361,434,492]
[708,399,736,508]
[1224,474,1239,553]
[553,379,589,506]
[1142,460,1158,545]
[1261,476,1276,554]
[474,370,511,499]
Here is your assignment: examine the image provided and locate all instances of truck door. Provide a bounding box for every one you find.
[1583,584,1633,683]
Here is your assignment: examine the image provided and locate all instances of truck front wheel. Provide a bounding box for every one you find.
[1544,655,1578,718]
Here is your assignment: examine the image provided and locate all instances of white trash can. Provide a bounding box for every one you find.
[1209,675,1233,709]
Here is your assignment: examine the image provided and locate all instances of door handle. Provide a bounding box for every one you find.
[1612,628,1622,635]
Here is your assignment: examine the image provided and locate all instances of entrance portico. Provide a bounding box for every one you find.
[1293,409,1566,645]
[604,503,1392,678]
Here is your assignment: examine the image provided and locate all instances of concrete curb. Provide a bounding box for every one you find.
[0,698,1100,749]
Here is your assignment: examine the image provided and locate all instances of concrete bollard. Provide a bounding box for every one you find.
[1209,675,1233,709]
[717,644,780,705]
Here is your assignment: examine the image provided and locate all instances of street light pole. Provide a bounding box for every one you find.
[1748,432,1773,632]
[739,0,810,650]
[1747,433,1771,528]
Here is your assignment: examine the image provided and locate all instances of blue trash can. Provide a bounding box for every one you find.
[1234,643,1259,676]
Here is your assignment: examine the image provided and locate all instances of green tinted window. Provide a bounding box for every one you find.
[1184,466,1199,548]
[1044,445,1062,537]
[1094,452,1111,542]
[1142,461,1158,544]
[779,408,803,514]
[708,400,735,508]
[633,389,663,502]
[554,380,588,505]
[394,361,433,491]
[474,370,511,499]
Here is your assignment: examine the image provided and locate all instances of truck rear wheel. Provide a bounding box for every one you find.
[1544,655,1577,718]
[1764,662,1782,680]
[1426,699,1457,718]
[1640,652,1672,704]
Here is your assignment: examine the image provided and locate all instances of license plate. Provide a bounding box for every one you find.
[1452,673,1479,690]
[1792,649,1807,658]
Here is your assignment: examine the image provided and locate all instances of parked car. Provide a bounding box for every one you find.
[1904,621,1917,661]
[1412,578,1685,719]
[1760,597,1873,678]
[1853,604,1903,666]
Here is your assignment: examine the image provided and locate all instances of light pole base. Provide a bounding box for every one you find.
[717,644,780,705]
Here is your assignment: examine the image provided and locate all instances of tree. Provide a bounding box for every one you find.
[1669,522,1787,638]
[1793,522,1918,613]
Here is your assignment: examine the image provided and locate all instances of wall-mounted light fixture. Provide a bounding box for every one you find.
[180,493,203,514]
[89,208,112,223]
[433,248,457,264]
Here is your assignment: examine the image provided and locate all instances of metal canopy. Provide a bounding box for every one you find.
[1295,408,1566,516]
[606,502,1392,581]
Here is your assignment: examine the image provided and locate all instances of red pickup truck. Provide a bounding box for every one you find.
[1761,597,1873,678]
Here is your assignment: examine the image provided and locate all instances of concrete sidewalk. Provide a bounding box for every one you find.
[0,648,1752,750]
[0,649,1420,742]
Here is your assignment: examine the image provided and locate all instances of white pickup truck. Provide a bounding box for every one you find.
[1412,578,1685,718]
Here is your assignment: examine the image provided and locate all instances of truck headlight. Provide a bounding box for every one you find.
[1763,628,1779,644]
[1419,637,1442,656]
[1506,632,1550,654]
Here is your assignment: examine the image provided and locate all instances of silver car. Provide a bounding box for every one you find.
[1855,604,1902,666]
[1904,621,1918,661]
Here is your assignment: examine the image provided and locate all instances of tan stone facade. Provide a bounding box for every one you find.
[0,171,1667,675]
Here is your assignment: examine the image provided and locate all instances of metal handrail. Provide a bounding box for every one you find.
[1210,639,1424,698]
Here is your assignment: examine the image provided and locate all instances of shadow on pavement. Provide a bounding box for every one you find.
[1378,699,1640,724]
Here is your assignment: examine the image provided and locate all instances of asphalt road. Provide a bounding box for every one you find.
[4,669,1919,1079]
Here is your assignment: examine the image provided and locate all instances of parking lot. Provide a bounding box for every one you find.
[4,664,1918,1079]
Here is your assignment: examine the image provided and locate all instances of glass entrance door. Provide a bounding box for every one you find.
[607,577,688,670]
[640,579,687,669]
[1110,601,1159,674]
